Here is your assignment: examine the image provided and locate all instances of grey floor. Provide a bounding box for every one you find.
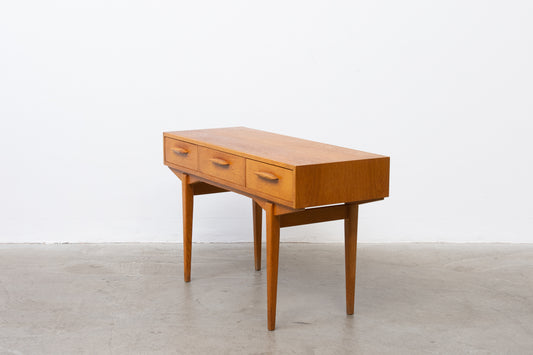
[0,243,532,354]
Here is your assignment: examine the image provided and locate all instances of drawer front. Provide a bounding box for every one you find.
[165,138,198,170]
[198,146,245,186]
[246,160,294,201]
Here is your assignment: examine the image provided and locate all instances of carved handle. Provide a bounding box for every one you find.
[210,158,230,167]
[255,171,279,182]
[172,147,189,155]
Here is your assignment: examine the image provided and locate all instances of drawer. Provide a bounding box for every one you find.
[246,160,294,201]
[164,138,198,170]
[198,146,245,186]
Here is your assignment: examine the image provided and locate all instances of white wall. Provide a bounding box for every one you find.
[1,1,532,243]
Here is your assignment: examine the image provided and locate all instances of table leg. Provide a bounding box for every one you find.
[266,202,280,330]
[182,174,193,282]
[344,203,359,314]
[253,201,262,271]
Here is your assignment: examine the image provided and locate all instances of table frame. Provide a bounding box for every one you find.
[170,168,382,330]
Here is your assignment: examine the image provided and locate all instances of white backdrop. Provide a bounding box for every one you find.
[1,1,532,243]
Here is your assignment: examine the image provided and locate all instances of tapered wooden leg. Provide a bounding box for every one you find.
[266,202,280,330]
[344,203,359,315]
[182,174,193,282]
[253,201,262,271]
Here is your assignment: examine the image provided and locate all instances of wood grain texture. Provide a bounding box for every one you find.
[344,203,358,315]
[253,200,262,271]
[181,174,194,282]
[168,162,295,207]
[164,127,389,331]
[279,204,347,228]
[164,137,198,171]
[164,128,389,209]
[294,158,389,208]
[164,127,386,168]
[253,198,299,216]
[246,160,294,202]
[266,202,280,331]
[198,146,245,186]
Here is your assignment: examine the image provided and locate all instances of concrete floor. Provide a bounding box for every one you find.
[0,243,532,354]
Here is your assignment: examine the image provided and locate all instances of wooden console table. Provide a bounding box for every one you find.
[163,127,389,330]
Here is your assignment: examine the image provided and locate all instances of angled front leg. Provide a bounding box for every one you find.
[344,203,359,314]
[253,200,263,271]
[265,202,280,330]
[181,174,193,282]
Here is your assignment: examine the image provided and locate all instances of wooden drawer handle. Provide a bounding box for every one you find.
[172,147,189,155]
[210,158,230,167]
[255,171,279,182]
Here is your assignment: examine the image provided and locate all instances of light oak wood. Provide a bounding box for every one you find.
[169,168,186,180]
[253,200,262,271]
[294,159,389,207]
[164,127,389,330]
[251,198,299,216]
[172,147,189,155]
[170,162,295,207]
[164,127,389,209]
[344,203,358,315]
[254,171,279,181]
[171,168,227,197]
[209,157,230,166]
[164,137,198,171]
[279,204,347,228]
[246,160,294,202]
[265,202,280,331]
[198,146,245,186]
[164,127,387,168]
[182,174,194,282]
